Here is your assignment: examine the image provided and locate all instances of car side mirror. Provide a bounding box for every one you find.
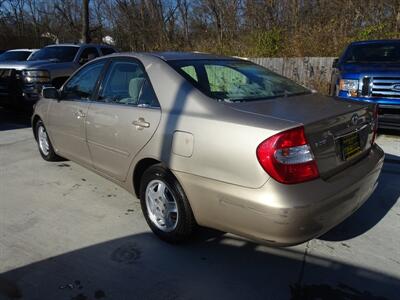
[332,58,339,68]
[42,86,59,99]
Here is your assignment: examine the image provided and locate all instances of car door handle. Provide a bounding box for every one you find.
[74,110,86,119]
[132,118,150,129]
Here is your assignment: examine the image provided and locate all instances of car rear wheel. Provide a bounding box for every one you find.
[140,164,196,243]
[35,120,62,161]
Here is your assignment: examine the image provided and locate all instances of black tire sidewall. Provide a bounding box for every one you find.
[36,120,57,161]
[139,165,195,243]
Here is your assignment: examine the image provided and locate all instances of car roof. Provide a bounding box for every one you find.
[349,39,400,46]
[45,43,114,48]
[106,51,238,62]
[146,51,235,61]
[6,49,37,52]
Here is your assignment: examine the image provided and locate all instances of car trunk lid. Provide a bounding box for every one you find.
[228,93,376,179]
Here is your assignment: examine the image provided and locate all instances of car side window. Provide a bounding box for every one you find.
[98,60,159,107]
[79,47,99,65]
[62,60,106,100]
[181,65,198,81]
[138,80,160,107]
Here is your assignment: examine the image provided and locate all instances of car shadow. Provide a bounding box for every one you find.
[0,232,398,300]
[0,106,31,131]
[320,154,399,242]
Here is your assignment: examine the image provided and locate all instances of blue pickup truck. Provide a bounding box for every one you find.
[331,39,400,129]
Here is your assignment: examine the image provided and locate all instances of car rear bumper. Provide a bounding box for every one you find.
[173,144,384,246]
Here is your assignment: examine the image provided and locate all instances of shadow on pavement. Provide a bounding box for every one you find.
[0,232,398,300]
[0,106,31,131]
[320,154,399,242]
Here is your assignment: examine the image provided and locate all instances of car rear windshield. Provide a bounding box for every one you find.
[0,51,31,61]
[342,42,400,63]
[28,46,79,62]
[168,59,310,102]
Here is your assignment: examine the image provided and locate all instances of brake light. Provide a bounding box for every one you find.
[257,126,319,184]
[371,105,378,145]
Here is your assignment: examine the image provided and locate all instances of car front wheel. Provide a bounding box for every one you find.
[35,120,62,161]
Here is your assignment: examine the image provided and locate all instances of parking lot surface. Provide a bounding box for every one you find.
[0,108,399,300]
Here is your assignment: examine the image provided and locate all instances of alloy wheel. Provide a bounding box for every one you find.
[145,179,178,232]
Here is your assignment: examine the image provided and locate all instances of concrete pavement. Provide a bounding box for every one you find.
[0,108,399,300]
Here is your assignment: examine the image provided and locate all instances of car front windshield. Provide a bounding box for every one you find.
[28,46,79,62]
[0,51,31,61]
[343,42,400,63]
[169,59,310,102]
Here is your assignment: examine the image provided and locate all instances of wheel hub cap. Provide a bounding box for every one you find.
[145,179,178,232]
[38,126,50,156]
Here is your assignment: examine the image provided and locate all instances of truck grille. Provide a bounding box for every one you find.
[366,77,400,98]
[0,68,15,79]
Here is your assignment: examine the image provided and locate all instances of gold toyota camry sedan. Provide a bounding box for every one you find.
[32,52,384,246]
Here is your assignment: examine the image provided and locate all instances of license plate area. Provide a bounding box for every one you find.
[339,132,362,160]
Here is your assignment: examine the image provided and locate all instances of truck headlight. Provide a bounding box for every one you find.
[339,79,359,96]
[22,70,50,83]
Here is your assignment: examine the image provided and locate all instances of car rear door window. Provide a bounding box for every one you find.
[137,79,160,107]
[98,60,159,107]
[62,60,106,100]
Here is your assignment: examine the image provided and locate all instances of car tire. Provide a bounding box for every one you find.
[35,120,62,161]
[140,164,196,243]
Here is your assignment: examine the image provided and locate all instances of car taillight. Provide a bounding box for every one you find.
[256,126,319,184]
[371,105,378,145]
